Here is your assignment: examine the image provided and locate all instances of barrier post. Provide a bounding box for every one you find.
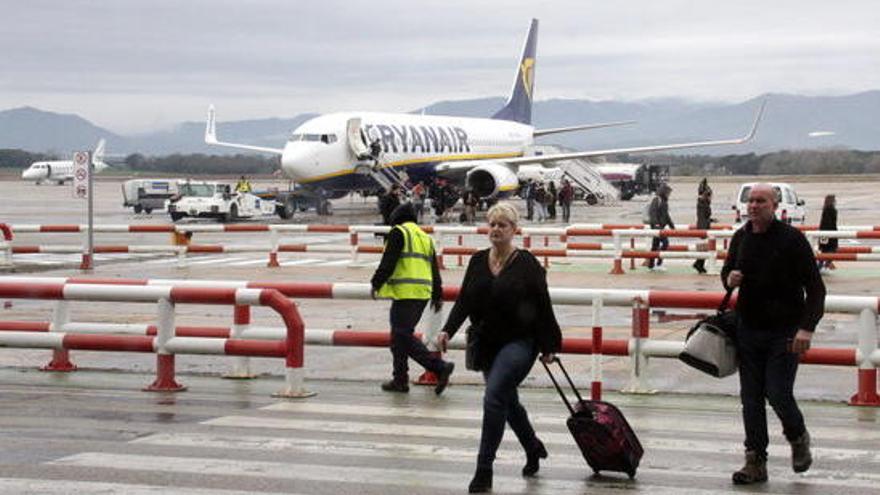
[267,229,280,267]
[707,236,718,273]
[622,297,655,394]
[224,304,257,379]
[0,223,11,267]
[79,231,93,271]
[41,301,76,372]
[145,298,186,391]
[609,232,624,275]
[591,297,603,401]
[176,245,188,268]
[629,238,636,270]
[350,229,359,262]
[850,308,880,406]
[543,235,549,268]
[457,235,463,267]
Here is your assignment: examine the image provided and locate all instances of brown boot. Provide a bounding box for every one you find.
[790,431,813,473]
[732,451,768,485]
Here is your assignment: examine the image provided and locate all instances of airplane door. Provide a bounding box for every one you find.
[346,118,369,158]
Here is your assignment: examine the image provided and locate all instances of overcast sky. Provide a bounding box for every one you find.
[2,0,878,134]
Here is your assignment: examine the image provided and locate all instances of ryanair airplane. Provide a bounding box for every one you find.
[205,19,763,199]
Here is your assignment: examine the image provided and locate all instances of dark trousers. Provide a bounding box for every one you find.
[389,299,444,382]
[561,202,571,223]
[647,236,669,267]
[477,339,539,469]
[526,198,534,220]
[737,324,806,457]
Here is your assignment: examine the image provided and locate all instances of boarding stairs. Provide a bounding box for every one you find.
[529,145,619,205]
[346,116,410,194]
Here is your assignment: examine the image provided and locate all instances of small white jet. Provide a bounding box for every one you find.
[205,19,763,202]
[21,139,109,185]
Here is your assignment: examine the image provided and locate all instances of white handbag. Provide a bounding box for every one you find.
[679,289,738,378]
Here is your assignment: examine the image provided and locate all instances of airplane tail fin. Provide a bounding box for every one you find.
[92,138,108,170]
[491,18,538,125]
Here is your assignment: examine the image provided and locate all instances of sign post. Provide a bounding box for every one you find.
[72,151,94,270]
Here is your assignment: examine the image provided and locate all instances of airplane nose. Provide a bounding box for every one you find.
[281,145,317,180]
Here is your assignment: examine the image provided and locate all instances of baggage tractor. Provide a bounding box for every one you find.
[542,358,644,478]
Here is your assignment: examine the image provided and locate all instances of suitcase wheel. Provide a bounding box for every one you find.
[627,470,636,479]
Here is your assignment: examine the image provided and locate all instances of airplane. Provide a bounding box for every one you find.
[21,139,109,185]
[205,19,764,210]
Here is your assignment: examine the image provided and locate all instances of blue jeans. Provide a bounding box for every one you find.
[737,323,806,457]
[477,339,539,469]
[389,299,444,382]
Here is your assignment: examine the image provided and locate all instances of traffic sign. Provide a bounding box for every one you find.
[72,151,91,199]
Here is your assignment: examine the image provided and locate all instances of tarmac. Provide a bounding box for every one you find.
[0,175,878,493]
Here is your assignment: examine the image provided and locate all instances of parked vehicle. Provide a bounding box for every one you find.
[167,182,276,222]
[733,182,806,224]
[121,179,180,214]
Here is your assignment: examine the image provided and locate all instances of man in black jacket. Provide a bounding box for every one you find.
[721,183,826,485]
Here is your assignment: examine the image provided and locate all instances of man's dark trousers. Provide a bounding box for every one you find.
[737,323,807,458]
[389,299,444,383]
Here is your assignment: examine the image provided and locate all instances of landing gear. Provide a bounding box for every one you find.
[277,197,296,220]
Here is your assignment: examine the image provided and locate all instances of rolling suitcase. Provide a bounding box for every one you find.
[542,358,643,479]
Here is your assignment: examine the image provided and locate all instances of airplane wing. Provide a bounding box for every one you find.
[503,100,765,168]
[533,120,636,137]
[205,105,285,155]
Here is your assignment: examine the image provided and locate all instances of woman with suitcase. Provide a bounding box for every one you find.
[437,202,562,493]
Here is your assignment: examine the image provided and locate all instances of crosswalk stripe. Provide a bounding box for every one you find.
[280,258,323,266]
[45,452,759,495]
[0,478,274,495]
[132,431,880,488]
[262,401,880,443]
[202,415,880,463]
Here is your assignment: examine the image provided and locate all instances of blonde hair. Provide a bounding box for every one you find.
[487,201,519,226]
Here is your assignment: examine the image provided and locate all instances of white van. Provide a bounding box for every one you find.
[733,182,806,224]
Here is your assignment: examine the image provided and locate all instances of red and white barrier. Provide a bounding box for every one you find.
[0,281,311,398]
[9,222,880,273]
[1,276,877,405]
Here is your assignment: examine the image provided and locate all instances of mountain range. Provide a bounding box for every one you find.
[1,91,878,157]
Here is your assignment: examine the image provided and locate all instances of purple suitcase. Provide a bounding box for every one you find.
[543,358,644,479]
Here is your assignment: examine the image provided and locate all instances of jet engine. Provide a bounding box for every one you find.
[466,162,520,198]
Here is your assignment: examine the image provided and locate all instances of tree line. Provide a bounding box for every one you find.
[2,148,879,176]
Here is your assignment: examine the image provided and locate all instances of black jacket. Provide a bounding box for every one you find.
[696,196,712,229]
[443,249,562,357]
[721,219,826,332]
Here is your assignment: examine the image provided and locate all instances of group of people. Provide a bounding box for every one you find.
[522,178,575,223]
[379,179,467,226]
[368,180,825,492]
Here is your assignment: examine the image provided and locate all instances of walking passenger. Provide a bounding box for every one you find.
[817,194,838,270]
[721,183,826,485]
[371,203,455,394]
[647,183,674,270]
[437,202,561,493]
[558,179,574,223]
[693,188,713,274]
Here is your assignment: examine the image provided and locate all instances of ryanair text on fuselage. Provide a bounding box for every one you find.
[364,124,471,155]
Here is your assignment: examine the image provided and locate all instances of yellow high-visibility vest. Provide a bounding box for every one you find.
[377,222,434,300]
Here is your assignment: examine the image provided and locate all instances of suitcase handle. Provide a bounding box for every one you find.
[541,357,586,416]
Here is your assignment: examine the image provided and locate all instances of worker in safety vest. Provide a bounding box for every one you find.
[371,202,455,395]
[234,175,252,193]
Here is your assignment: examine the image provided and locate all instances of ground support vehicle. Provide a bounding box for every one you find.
[167,182,276,222]
[121,179,180,214]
